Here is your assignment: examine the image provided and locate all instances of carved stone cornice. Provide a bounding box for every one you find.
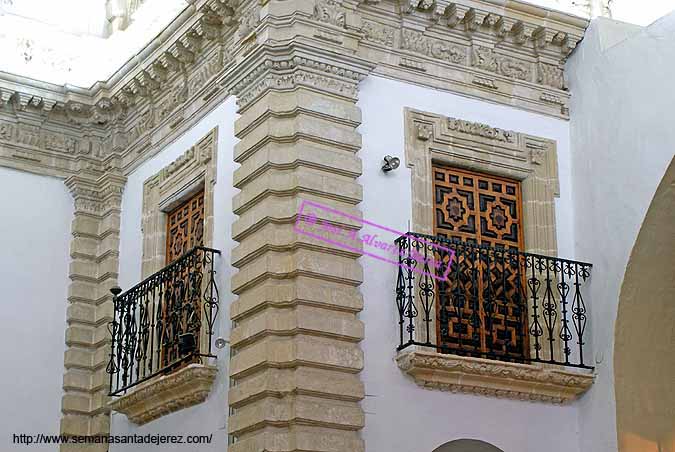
[0,0,587,180]
[397,350,594,403]
[0,0,239,121]
[356,0,588,117]
[109,364,218,425]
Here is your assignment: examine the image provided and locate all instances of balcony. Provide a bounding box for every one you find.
[105,246,221,424]
[394,233,595,403]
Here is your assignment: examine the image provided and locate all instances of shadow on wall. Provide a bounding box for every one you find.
[433,439,505,452]
[614,156,675,452]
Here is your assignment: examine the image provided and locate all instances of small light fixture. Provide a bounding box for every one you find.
[215,337,229,349]
[381,155,400,172]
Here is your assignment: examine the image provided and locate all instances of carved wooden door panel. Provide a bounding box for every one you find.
[161,190,205,369]
[432,164,528,361]
[166,190,205,264]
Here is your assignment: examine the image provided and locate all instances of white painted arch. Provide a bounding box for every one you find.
[433,439,506,452]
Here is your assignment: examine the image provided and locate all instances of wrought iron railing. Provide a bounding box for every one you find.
[395,233,593,369]
[106,246,221,396]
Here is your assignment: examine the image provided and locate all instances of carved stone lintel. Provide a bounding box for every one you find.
[109,364,218,425]
[397,350,594,403]
[447,117,515,143]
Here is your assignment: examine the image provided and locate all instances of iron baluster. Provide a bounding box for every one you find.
[572,263,589,367]
[513,251,525,362]
[542,257,558,362]
[203,248,220,357]
[418,239,435,345]
[527,255,543,361]
[470,245,480,352]
[147,283,156,379]
[155,277,164,378]
[559,262,573,364]
[403,236,418,345]
[395,238,407,350]
[453,242,465,352]
[484,246,494,357]
[106,286,122,394]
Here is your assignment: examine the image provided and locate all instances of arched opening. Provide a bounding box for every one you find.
[614,156,675,452]
[433,439,505,452]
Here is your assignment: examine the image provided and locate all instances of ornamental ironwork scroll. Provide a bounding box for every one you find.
[395,233,591,369]
[106,246,220,396]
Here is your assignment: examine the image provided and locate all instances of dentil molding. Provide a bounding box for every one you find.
[109,364,218,425]
[397,350,594,404]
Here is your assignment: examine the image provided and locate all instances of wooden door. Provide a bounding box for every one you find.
[160,190,205,369]
[432,164,528,361]
[166,190,205,264]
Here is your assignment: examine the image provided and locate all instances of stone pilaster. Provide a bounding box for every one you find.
[224,30,373,451]
[61,160,126,451]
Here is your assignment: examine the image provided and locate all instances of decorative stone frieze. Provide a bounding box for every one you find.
[108,364,218,425]
[229,56,365,110]
[356,0,588,117]
[0,0,588,180]
[397,350,594,404]
[314,0,348,28]
[0,0,238,178]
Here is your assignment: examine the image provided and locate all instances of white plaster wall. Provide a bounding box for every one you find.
[111,97,238,450]
[0,167,72,451]
[567,14,675,452]
[358,76,580,452]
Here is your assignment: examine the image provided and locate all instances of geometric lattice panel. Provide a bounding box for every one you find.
[432,164,528,361]
[433,165,523,249]
[166,190,205,264]
[163,190,205,368]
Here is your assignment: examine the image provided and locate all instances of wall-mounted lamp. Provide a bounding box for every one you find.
[381,155,400,172]
[215,337,230,349]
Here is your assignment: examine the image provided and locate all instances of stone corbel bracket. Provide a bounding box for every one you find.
[397,350,594,403]
[109,364,218,425]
